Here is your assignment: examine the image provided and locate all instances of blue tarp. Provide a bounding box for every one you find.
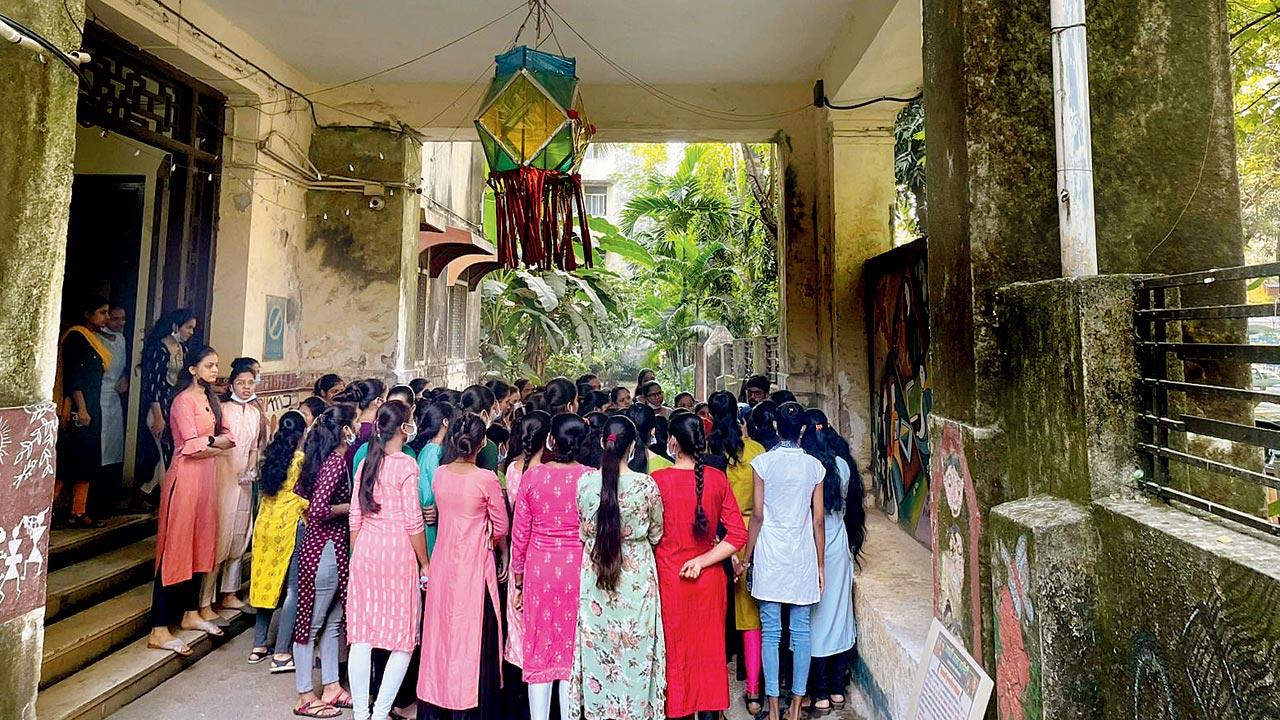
[495,45,576,79]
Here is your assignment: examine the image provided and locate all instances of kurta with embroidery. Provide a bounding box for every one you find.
[417,465,509,710]
[348,452,425,652]
[248,451,308,608]
[214,400,261,565]
[511,462,587,683]
[156,390,232,586]
[651,466,748,716]
[292,451,351,645]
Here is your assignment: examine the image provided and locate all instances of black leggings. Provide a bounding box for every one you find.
[150,573,200,627]
[808,653,849,701]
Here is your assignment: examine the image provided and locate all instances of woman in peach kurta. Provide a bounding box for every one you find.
[417,413,510,719]
[206,365,264,611]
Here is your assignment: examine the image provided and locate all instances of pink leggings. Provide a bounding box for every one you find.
[743,629,763,696]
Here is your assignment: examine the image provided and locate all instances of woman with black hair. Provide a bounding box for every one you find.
[742,401,826,720]
[313,373,345,402]
[511,413,590,720]
[705,391,768,715]
[414,401,455,559]
[410,377,430,398]
[418,413,510,719]
[248,410,309,668]
[652,413,748,719]
[299,396,329,425]
[607,386,633,411]
[801,410,864,712]
[461,384,502,471]
[634,368,656,397]
[148,346,234,657]
[672,391,696,412]
[576,411,607,468]
[569,415,665,720]
[543,377,578,415]
[341,379,387,476]
[54,297,112,528]
[204,364,263,615]
[349,400,430,720]
[638,381,672,419]
[140,308,198,465]
[502,410,551,672]
[292,404,359,718]
[624,402,673,474]
[748,400,780,451]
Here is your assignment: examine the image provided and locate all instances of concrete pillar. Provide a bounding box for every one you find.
[826,114,896,465]
[0,3,85,717]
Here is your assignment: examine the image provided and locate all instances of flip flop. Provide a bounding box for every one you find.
[270,656,296,674]
[182,619,225,637]
[325,690,353,709]
[147,638,193,657]
[293,700,342,718]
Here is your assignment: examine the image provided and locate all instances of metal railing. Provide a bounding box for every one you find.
[1135,262,1280,537]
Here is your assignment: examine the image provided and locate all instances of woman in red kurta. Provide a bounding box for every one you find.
[652,413,748,719]
[147,346,235,656]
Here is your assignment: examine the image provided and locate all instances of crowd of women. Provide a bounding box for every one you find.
[112,328,865,720]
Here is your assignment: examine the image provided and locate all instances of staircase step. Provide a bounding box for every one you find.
[41,584,152,689]
[35,607,253,720]
[48,515,154,570]
[44,537,156,623]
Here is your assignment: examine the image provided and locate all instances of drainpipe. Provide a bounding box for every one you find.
[1051,0,1099,277]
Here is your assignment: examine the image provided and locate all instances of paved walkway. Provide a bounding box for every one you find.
[111,630,869,719]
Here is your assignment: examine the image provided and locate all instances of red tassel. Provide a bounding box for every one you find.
[487,168,593,271]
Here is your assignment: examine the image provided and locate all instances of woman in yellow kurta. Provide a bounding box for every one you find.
[704,391,767,717]
[248,410,310,667]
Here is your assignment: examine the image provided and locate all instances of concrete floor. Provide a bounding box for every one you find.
[111,630,869,720]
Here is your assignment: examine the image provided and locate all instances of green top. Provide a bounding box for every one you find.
[478,439,500,473]
[647,454,674,474]
[352,442,417,477]
[417,442,444,556]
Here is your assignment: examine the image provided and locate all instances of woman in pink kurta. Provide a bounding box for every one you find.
[349,400,430,720]
[418,413,510,719]
[502,409,551,670]
[148,347,235,656]
[511,413,589,720]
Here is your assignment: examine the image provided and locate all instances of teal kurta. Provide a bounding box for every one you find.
[570,469,666,720]
[416,442,444,555]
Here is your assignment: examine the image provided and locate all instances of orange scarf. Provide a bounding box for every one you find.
[54,325,114,425]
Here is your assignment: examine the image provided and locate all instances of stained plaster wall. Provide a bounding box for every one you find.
[0,2,86,717]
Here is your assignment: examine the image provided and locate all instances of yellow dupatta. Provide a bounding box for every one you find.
[54,325,114,425]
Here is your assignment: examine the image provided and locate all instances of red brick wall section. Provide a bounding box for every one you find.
[0,403,57,624]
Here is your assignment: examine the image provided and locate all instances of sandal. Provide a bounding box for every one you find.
[293,700,342,718]
[325,690,353,709]
[247,647,270,664]
[829,694,846,708]
[147,638,193,656]
[181,619,225,637]
[744,694,763,716]
[810,698,832,715]
[270,656,296,674]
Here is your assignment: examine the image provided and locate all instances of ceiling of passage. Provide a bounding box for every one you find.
[198,0,863,86]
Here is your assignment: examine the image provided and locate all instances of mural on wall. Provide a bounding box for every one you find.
[0,404,57,623]
[931,420,983,664]
[868,238,933,545]
[993,535,1042,720]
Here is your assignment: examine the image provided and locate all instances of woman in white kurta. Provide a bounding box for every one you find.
[742,401,825,720]
[99,319,127,469]
[204,365,263,611]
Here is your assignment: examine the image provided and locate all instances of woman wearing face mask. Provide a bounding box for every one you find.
[460,384,501,472]
[411,401,454,559]
[348,400,431,720]
[624,403,672,475]
[202,363,264,617]
[291,404,358,718]
[342,379,388,475]
[511,413,590,720]
[147,346,234,656]
[652,413,748,720]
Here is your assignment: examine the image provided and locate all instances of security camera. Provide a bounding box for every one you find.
[368,197,386,211]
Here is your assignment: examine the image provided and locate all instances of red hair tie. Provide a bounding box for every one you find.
[606,432,619,443]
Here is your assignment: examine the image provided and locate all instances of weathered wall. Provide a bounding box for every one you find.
[0,2,85,717]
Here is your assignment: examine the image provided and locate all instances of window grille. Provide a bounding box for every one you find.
[447,284,468,359]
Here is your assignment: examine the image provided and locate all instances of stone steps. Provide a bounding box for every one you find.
[48,514,154,570]
[44,537,156,623]
[40,583,153,689]
[35,607,254,720]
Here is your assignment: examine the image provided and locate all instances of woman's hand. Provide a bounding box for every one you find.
[818,564,826,595]
[212,435,234,450]
[422,504,438,526]
[679,558,705,580]
[148,415,165,439]
[511,586,522,612]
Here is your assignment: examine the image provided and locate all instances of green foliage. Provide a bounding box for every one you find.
[1230,1,1280,263]
[894,98,927,242]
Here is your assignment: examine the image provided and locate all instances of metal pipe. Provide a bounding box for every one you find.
[1051,0,1099,277]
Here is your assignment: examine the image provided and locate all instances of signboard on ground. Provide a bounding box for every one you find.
[906,618,994,720]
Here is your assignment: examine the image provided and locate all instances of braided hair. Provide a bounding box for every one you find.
[670,412,710,537]
[504,410,551,474]
[358,400,409,515]
[546,413,588,464]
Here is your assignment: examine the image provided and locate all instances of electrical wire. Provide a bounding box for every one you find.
[820,91,923,111]
[0,11,88,82]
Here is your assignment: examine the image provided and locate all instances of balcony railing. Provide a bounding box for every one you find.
[1135,262,1280,537]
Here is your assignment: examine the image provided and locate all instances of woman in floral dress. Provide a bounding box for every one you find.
[570,415,665,720]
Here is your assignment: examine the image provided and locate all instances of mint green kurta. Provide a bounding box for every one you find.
[570,469,666,720]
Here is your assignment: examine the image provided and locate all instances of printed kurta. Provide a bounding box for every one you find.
[570,469,666,720]
[348,452,425,652]
[511,462,587,683]
[417,465,509,710]
[292,451,351,645]
[652,466,748,716]
[503,462,527,668]
[214,401,261,565]
[156,390,231,586]
[248,451,308,608]
[726,439,765,630]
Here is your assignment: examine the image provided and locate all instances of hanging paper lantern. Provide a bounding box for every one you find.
[475,45,597,271]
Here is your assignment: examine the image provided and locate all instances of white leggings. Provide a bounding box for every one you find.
[528,680,570,720]
[349,643,412,720]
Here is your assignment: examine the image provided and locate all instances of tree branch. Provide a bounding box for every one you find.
[1231,5,1280,40]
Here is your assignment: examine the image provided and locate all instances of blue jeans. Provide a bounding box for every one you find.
[252,521,304,654]
[293,539,345,694]
[760,601,813,698]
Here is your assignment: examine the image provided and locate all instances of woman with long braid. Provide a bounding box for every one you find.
[502,410,551,672]
[651,413,748,719]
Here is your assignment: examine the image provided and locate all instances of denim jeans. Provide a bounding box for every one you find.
[252,521,303,653]
[760,601,812,698]
[293,539,345,694]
